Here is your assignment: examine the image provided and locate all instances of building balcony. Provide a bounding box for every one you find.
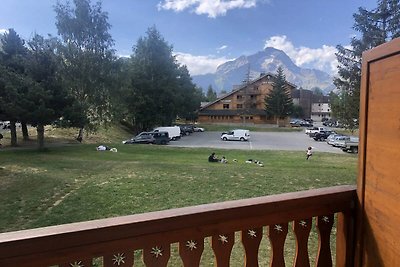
[0,185,356,267]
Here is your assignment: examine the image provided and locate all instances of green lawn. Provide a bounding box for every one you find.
[0,143,358,266]
[0,144,357,233]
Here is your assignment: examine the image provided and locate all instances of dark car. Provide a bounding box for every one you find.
[122,132,155,144]
[179,125,194,135]
[313,130,334,141]
[123,131,170,145]
[151,131,170,145]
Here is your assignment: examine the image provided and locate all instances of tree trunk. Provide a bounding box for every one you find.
[10,120,17,147]
[37,124,45,150]
[77,127,84,142]
[21,122,29,141]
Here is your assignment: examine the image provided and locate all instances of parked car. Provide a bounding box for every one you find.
[179,124,195,135]
[327,133,344,145]
[333,135,351,148]
[342,138,359,153]
[122,132,155,144]
[221,129,250,141]
[305,127,327,136]
[153,126,181,140]
[313,130,335,141]
[122,131,170,145]
[193,126,204,132]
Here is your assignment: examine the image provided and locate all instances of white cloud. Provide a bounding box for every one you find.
[264,35,338,75]
[175,52,232,75]
[217,45,228,51]
[158,0,260,18]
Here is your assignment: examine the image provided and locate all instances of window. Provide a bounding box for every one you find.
[237,104,243,109]
[237,95,243,99]
[223,104,229,109]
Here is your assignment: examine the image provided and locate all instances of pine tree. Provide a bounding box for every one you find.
[206,85,217,101]
[264,67,293,121]
[0,28,28,146]
[334,0,400,130]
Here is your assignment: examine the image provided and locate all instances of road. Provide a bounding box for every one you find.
[169,131,343,153]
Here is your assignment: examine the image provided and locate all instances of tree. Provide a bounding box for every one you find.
[127,26,199,131]
[264,67,293,122]
[24,34,74,149]
[0,28,28,146]
[206,85,217,102]
[334,0,400,130]
[54,0,115,141]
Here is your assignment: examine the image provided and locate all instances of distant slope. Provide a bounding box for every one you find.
[193,47,334,95]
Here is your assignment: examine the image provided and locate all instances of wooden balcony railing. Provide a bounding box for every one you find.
[0,185,356,267]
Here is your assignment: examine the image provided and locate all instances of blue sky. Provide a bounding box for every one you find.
[0,0,376,76]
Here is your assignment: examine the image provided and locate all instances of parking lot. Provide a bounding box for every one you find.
[169,130,344,153]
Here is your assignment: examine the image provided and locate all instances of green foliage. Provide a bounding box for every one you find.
[0,28,30,146]
[54,0,116,130]
[264,67,293,120]
[206,84,217,101]
[291,104,304,118]
[126,26,200,131]
[333,0,400,130]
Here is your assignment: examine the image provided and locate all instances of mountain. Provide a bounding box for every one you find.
[192,47,335,95]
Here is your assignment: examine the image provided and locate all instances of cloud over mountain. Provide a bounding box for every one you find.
[264,35,338,75]
[191,47,335,94]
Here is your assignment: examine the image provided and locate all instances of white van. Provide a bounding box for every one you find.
[221,129,250,141]
[153,126,181,141]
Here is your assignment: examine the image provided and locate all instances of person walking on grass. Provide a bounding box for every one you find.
[306,147,313,160]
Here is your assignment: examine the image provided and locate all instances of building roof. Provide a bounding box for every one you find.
[199,72,297,111]
[198,108,267,116]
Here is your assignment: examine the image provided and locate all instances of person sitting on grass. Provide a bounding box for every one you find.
[208,152,219,162]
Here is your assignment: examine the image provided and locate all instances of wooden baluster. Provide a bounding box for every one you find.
[336,211,355,267]
[142,243,170,267]
[268,223,288,267]
[292,219,312,267]
[59,258,92,267]
[104,250,134,267]
[241,227,263,267]
[315,214,334,267]
[179,238,204,267]
[211,232,235,267]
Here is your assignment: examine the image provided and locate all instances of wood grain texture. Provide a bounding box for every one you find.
[211,232,235,267]
[357,37,400,267]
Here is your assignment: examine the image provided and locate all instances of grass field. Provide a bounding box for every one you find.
[0,126,358,266]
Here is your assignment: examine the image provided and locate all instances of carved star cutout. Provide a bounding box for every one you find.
[248,229,257,238]
[151,246,163,258]
[322,216,330,223]
[70,261,83,267]
[112,253,125,265]
[299,220,307,227]
[186,240,197,250]
[274,224,283,232]
[218,235,229,243]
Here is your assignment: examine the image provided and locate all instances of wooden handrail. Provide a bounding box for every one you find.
[0,185,357,267]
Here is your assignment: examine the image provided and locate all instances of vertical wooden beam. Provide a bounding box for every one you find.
[336,211,355,267]
[179,238,204,267]
[211,232,235,267]
[315,215,334,267]
[241,227,263,267]
[268,223,289,267]
[292,218,312,267]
